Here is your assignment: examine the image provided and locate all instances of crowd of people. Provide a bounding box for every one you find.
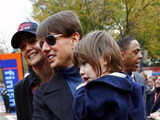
[145,75,160,117]
[0,84,11,113]
[5,10,160,120]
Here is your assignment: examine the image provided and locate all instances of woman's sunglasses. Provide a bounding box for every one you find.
[40,34,63,48]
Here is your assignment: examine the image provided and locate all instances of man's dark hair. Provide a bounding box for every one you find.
[117,35,136,51]
[37,10,83,39]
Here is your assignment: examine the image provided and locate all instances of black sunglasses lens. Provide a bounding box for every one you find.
[46,35,56,45]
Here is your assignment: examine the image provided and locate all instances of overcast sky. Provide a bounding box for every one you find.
[0,0,34,53]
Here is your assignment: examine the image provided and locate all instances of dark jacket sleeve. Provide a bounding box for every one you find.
[32,86,59,120]
[73,83,119,120]
[73,81,145,120]
[14,80,25,120]
[32,87,45,120]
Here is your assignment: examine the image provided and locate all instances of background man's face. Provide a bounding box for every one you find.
[122,40,142,72]
[155,79,160,88]
[20,39,44,66]
[41,33,76,69]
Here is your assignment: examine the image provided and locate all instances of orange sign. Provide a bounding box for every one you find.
[0,52,23,80]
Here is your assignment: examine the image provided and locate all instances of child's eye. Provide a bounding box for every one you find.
[82,61,87,65]
[76,66,80,70]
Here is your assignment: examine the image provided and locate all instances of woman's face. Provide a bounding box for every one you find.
[20,39,45,66]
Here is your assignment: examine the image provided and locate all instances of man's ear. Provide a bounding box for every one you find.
[70,32,80,46]
[121,51,125,61]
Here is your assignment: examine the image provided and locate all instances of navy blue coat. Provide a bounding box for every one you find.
[73,73,145,120]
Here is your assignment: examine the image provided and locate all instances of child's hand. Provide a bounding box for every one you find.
[76,82,88,90]
[148,111,160,120]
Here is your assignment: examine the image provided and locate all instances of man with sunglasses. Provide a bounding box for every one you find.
[32,10,83,120]
[11,22,53,120]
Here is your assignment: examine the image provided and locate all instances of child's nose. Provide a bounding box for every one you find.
[79,67,85,76]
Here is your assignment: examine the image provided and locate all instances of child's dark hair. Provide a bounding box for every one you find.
[73,30,124,76]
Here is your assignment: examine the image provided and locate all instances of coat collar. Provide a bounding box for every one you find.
[41,73,74,120]
[95,72,134,92]
[44,74,65,93]
[27,71,40,87]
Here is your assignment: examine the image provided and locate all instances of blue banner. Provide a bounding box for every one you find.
[0,59,19,110]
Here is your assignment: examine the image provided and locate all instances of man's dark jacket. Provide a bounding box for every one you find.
[14,71,40,120]
[32,71,74,120]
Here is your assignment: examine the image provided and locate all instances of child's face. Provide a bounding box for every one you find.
[79,62,97,82]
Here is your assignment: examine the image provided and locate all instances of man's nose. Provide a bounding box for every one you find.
[138,51,143,60]
[42,41,51,52]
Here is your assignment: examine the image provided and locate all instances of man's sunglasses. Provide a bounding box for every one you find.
[40,34,63,48]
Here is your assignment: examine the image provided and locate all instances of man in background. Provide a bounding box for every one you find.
[117,36,144,83]
[117,35,147,118]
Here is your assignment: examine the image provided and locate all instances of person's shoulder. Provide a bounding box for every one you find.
[132,79,143,89]
[81,78,112,92]
[86,73,130,90]
[14,75,31,90]
[132,72,145,83]
[34,81,50,96]
[14,78,25,87]
[130,79,144,95]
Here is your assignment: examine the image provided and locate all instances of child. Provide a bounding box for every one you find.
[73,30,145,120]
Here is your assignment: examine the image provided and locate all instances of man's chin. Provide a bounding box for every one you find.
[50,62,57,69]
[50,62,65,69]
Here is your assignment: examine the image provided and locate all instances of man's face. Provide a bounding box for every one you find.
[41,33,79,69]
[147,80,154,87]
[122,40,142,73]
[155,79,160,88]
[20,38,44,66]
